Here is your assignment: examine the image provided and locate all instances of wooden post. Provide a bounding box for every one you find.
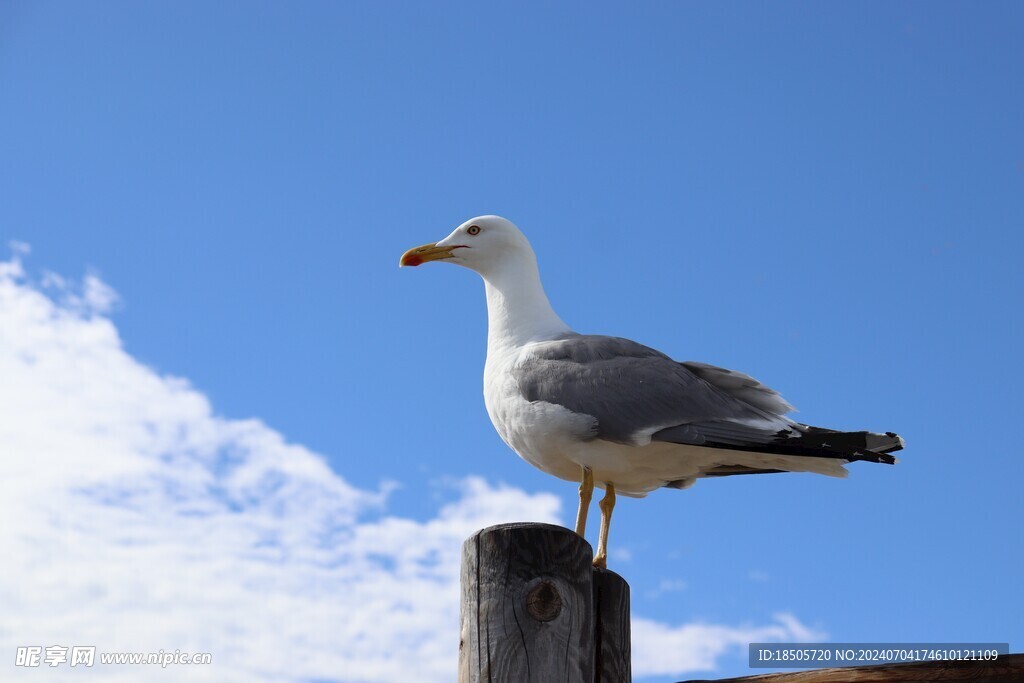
[459,522,632,683]
[594,567,631,682]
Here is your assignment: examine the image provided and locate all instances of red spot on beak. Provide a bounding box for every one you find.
[403,255,423,267]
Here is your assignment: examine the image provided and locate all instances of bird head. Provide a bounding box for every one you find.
[399,215,533,276]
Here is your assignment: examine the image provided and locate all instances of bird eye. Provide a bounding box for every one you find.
[467,225,481,236]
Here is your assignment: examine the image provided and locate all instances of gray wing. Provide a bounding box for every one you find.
[679,361,795,415]
[512,334,795,447]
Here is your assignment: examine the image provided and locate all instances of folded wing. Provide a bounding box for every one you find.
[512,334,902,467]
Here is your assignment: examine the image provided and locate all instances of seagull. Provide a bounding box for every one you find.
[400,216,904,568]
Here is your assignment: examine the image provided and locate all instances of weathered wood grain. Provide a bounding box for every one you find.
[459,522,596,683]
[593,567,631,683]
[680,652,1024,682]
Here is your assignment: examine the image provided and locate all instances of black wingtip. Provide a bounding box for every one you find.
[849,449,898,465]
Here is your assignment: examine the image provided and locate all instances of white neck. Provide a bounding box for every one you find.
[480,254,571,354]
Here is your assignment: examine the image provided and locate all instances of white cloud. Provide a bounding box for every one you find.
[8,239,30,255]
[0,252,822,681]
[633,613,826,677]
[748,569,771,583]
[645,578,688,599]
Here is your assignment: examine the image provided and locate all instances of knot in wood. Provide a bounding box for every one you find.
[525,580,562,622]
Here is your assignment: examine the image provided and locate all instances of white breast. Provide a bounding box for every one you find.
[483,346,594,483]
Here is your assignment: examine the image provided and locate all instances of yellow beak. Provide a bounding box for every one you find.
[399,242,457,267]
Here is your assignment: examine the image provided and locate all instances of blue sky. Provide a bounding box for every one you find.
[2,2,1022,681]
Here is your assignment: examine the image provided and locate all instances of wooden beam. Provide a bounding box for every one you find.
[680,653,1024,682]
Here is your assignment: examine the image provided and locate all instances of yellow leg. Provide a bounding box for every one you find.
[574,466,594,537]
[593,483,616,569]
